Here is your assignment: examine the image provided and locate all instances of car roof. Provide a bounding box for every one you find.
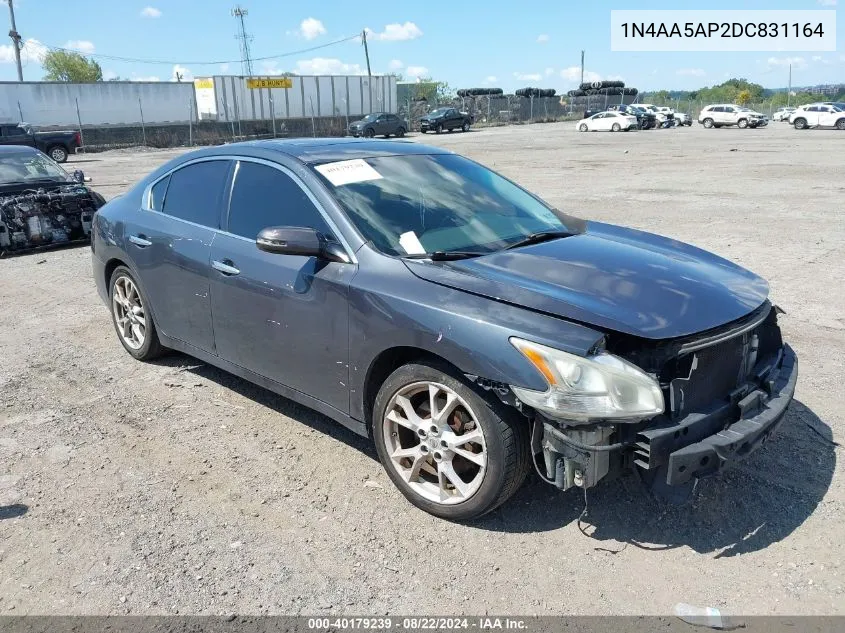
[176,138,452,165]
[0,144,39,154]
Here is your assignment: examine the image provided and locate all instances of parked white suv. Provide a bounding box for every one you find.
[788,103,845,130]
[698,104,767,129]
[772,107,796,122]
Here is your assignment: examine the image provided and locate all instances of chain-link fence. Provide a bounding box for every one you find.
[397,92,648,130]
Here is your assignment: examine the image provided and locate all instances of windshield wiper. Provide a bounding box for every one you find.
[402,251,486,261]
[503,230,575,251]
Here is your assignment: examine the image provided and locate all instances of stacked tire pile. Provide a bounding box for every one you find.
[567,80,638,98]
[514,87,557,98]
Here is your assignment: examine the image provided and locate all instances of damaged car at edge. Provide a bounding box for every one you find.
[0,145,105,255]
[91,139,797,521]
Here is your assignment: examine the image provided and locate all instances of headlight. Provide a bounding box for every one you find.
[509,337,664,421]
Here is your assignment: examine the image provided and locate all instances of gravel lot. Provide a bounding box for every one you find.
[1,122,843,616]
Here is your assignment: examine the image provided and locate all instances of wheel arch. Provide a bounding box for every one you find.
[362,347,464,435]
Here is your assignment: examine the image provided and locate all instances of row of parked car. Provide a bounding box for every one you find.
[697,102,845,130]
[346,108,474,138]
[576,104,691,132]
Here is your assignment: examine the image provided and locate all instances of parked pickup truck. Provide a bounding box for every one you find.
[0,123,82,163]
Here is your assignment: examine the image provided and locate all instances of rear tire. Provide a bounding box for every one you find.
[611,123,621,132]
[109,266,165,361]
[48,145,69,163]
[372,361,530,521]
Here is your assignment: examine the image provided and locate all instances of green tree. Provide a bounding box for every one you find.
[42,50,103,82]
[737,90,751,106]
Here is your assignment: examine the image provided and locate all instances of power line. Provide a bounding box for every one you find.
[42,34,361,67]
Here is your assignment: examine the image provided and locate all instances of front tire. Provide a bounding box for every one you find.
[373,362,530,521]
[364,127,375,138]
[396,126,406,137]
[794,118,808,130]
[109,266,164,361]
[48,145,69,163]
[461,122,470,132]
[702,118,714,129]
[836,119,845,130]
[579,123,588,132]
[737,118,748,129]
[435,123,443,134]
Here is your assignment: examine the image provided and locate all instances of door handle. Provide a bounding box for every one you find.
[129,234,152,247]
[212,259,240,276]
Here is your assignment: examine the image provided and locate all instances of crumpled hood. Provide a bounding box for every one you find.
[403,221,769,340]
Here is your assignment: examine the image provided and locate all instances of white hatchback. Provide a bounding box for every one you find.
[576,111,638,132]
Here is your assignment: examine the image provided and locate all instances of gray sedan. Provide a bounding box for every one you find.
[91,139,797,521]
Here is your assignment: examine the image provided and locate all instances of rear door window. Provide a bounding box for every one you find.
[160,160,231,228]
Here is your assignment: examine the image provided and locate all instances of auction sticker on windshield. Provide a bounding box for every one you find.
[316,159,384,187]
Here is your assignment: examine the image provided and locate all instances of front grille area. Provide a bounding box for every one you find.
[663,307,783,419]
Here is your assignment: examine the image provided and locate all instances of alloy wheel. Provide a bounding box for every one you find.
[382,381,487,505]
[112,275,146,350]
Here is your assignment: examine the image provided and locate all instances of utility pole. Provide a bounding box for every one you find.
[787,63,792,108]
[362,29,373,111]
[232,5,254,76]
[580,50,585,86]
[6,0,23,82]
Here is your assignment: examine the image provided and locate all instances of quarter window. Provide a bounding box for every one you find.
[149,175,170,211]
[227,161,332,240]
[160,160,231,228]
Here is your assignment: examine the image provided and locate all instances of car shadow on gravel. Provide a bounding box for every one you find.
[478,400,836,556]
[151,354,376,456]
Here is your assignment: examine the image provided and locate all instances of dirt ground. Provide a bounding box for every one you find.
[1,122,843,616]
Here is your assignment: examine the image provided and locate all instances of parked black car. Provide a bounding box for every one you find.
[0,145,105,255]
[419,107,472,134]
[91,139,797,521]
[347,113,407,138]
[607,104,657,129]
[0,123,82,163]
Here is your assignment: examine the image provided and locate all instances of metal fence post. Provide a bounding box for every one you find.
[529,95,533,123]
[138,98,147,147]
[188,96,193,147]
[17,101,23,122]
[74,97,84,151]
[270,94,277,138]
[309,96,316,138]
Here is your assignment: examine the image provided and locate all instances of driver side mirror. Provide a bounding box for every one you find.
[256,226,350,263]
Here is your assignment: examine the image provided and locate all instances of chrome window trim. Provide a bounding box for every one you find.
[140,154,357,265]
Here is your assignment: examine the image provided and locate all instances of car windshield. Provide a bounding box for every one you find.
[360,114,378,122]
[313,154,582,257]
[0,151,69,184]
[429,108,449,116]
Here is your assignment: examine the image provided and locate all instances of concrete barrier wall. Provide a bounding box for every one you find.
[0,81,196,128]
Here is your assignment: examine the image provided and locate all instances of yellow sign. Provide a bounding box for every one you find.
[194,78,213,89]
[246,77,293,89]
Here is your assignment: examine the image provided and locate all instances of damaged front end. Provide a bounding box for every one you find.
[0,185,104,255]
[513,302,798,493]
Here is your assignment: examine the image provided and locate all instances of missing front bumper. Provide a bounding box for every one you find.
[634,344,798,486]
